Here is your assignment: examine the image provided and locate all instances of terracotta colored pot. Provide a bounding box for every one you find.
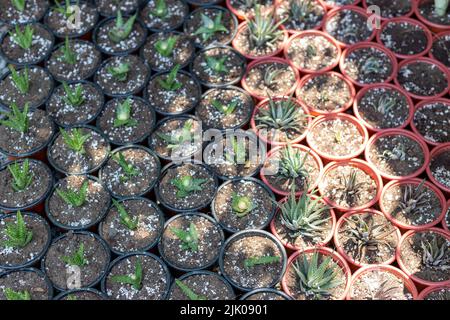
[346,264,419,300]
[364,129,430,181]
[414,0,450,34]
[396,228,450,288]
[323,0,361,10]
[444,200,449,232]
[318,159,383,212]
[380,179,447,231]
[353,83,414,133]
[281,246,352,300]
[339,42,398,87]
[426,143,450,194]
[417,284,450,300]
[276,0,328,34]
[306,113,368,161]
[333,209,402,268]
[361,0,415,20]
[225,0,276,20]
[429,31,450,69]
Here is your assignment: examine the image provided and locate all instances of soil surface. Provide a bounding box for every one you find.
[169,273,235,300]
[418,0,450,26]
[431,34,450,68]
[413,101,450,144]
[430,149,450,189]
[0,269,51,300]
[139,0,188,31]
[96,0,139,17]
[380,21,429,56]
[324,8,372,46]
[45,2,98,37]
[58,289,105,300]
[423,287,450,300]
[275,0,325,31]
[365,0,412,19]
[0,0,49,25]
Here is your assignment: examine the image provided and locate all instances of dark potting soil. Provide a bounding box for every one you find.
[157,162,217,211]
[43,232,109,290]
[0,0,49,25]
[323,0,355,6]
[195,87,253,130]
[104,254,169,300]
[48,126,110,174]
[368,134,425,177]
[139,0,189,31]
[244,291,289,300]
[342,47,393,84]
[46,81,104,127]
[146,71,201,115]
[286,34,339,72]
[160,214,223,270]
[321,165,378,209]
[97,97,155,145]
[229,0,274,18]
[100,198,164,254]
[398,61,448,98]
[379,21,429,56]
[47,175,110,229]
[430,149,450,189]
[149,117,202,160]
[381,182,442,227]
[0,160,52,210]
[169,273,235,300]
[96,0,140,17]
[94,55,149,97]
[45,2,98,37]
[184,7,236,48]
[337,213,398,265]
[0,269,51,300]
[191,46,246,87]
[357,87,411,130]
[0,66,53,109]
[0,108,54,156]
[213,179,275,232]
[0,213,49,268]
[46,40,102,82]
[141,32,195,72]
[349,269,413,300]
[59,290,105,300]
[222,233,284,289]
[400,230,449,283]
[423,287,450,300]
[413,101,450,144]
[446,208,450,229]
[244,61,297,98]
[233,24,284,58]
[1,23,53,65]
[309,117,364,157]
[324,9,372,46]
[297,73,352,112]
[100,147,160,198]
[418,1,450,26]
[431,34,450,68]
[365,0,413,19]
[284,252,346,300]
[262,147,320,193]
[275,0,325,31]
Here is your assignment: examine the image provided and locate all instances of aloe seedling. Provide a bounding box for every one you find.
[175,279,207,300]
[9,65,29,94]
[7,159,33,192]
[231,192,254,217]
[170,222,199,252]
[156,119,194,149]
[150,0,168,18]
[420,235,449,270]
[263,65,283,89]
[194,12,228,41]
[278,145,310,187]
[4,288,31,300]
[11,0,26,12]
[56,180,89,207]
[246,6,286,49]
[371,279,402,300]
[0,102,29,133]
[382,144,407,162]
[435,0,449,17]
[111,259,143,290]
[9,24,33,50]
[62,243,87,267]
[3,211,33,249]
[112,151,139,182]
[62,82,85,107]
[114,98,137,127]
[112,199,139,230]
[205,56,228,73]
[292,252,344,300]
[397,180,429,218]
[336,169,364,205]
[224,136,247,165]
[54,0,77,18]
[334,130,343,144]
[211,99,238,115]
[290,0,314,22]
[362,57,384,75]
[158,64,183,91]
[376,94,396,114]
[244,255,280,268]
[60,127,91,154]
[61,36,76,65]
[305,44,317,59]
[155,36,178,57]
[108,62,130,82]
[171,176,207,198]
[109,11,137,43]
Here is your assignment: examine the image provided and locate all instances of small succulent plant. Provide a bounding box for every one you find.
[205,56,228,74]
[336,169,364,205]
[114,98,137,128]
[56,180,89,207]
[112,199,139,230]
[397,180,429,218]
[111,259,143,290]
[244,255,280,268]
[3,211,33,249]
[0,102,29,133]
[170,222,199,252]
[290,0,314,22]
[382,144,407,162]
[54,0,77,18]
[376,94,396,114]
[263,65,283,90]
[4,288,31,300]
[156,119,195,150]
[108,62,130,82]
[9,65,29,94]
[109,11,137,43]
[171,176,207,198]
[371,278,403,300]
[112,151,139,182]
[435,0,449,17]
[150,0,168,18]
[61,36,76,65]
[11,0,26,12]
[62,243,87,267]
[231,192,254,217]
[246,6,286,49]
[60,127,91,154]
[175,279,207,300]
[8,159,33,192]
[155,35,178,57]
[9,24,33,50]
[420,235,449,271]
[194,12,228,41]
[62,82,85,107]
[277,145,310,187]
[158,64,183,91]
[211,99,238,115]
[361,57,384,75]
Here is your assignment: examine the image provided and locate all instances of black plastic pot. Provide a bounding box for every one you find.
[158,212,225,272]
[41,230,111,292]
[98,196,165,255]
[100,251,172,300]
[98,145,161,199]
[239,288,293,300]
[210,177,277,234]
[140,0,189,33]
[44,175,111,231]
[95,0,142,18]
[53,287,108,300]
[0,0,50,25]
[186,0,223,5]
[218,229,288,292]
[154,160,219,213]
[0,212,52,270]
[0,267,54,300]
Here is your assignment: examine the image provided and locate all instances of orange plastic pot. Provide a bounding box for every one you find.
[276,0,328,34]
[225,0,276,20]
[417,284,450,300]
[414,0,450,33]
[429,31,450,70]
[444,200,449,232]
[361,0,415,20]
[426,143,450,194]
[323,0,360,10]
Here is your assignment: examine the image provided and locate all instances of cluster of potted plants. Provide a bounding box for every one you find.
[0,0,449,301]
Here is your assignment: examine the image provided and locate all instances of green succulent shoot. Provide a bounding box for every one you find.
[211,99,238,116]
[376,93,397,114]
[0,102,29,133]
[397,180,429,218]
[158,64,183,91]
[290,0,314,22]
[170,222,199,252]
[277,145,310,188]
[54,0,77,18]
[420,235,449,270]
[435,0,449,17]
[56,180,89,207]
[111,259,143,291]
[361,57,384,75]
[109,11,137,43]
[8,159,33,192]
[246,5,286,49]
[337,169,364,205]
[171,176,207,198]
[108,62,130,82]
[150,0,168,18]
[231,192,254,217]
[61,36,77,65]
[263,65,283,89]
[9,65,29,94]
[3,211,33,249]
[156,119,194,150]
[244,255,280,268]
[112,199,139,231]
[205,56,228,74]
[62,82,85,107]
[155,35,178,57]
[224,136,247,165]
[9,24,33,50]
[4,288,31,300]
[114,98,138,128]
[112,151,139,182]
[194,12,228,41]
[11,0,26,12]
[175,279,207,300]
[60,127,91,154]
[62,243,87,267]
